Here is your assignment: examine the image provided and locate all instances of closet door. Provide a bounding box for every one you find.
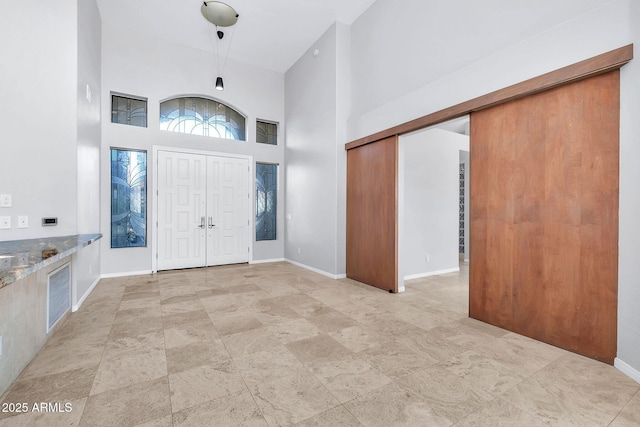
[206,156,250,266]
[157,151,207,270]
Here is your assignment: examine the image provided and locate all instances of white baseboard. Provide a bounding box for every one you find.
[615,357,640,384]
[72,276,100,312]
[250,258,285,265]
[404,267,460,281]
[101,270,153,279]
[285,259,346,280]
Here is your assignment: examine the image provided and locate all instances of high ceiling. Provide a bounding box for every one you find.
[95,0,377,73]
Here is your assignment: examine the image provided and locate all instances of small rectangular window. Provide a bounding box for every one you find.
[256,120,277,145]
[256,162,277,241]
[112,94,147,127]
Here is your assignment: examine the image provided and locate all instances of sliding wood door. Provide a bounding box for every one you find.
[470,70,619,363]
[346,136,398,292]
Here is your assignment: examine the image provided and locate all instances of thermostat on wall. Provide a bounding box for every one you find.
[42,217,58,226]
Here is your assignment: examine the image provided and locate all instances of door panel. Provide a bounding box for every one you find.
[470,70,619,363]
[157,151,207,270]
[206,156,250,266]
[346,136,398,293]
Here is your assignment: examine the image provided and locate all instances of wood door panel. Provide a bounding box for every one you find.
[544,126,582,226]
[469,218,487,319]
[482,220,514,329]
[346,136,398,292]
[470,70,619,363]
[511,222,544,338]
[541,223,582,344]
[486,113,516,224]
[578,224,618,362]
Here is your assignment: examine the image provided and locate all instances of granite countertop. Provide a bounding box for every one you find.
[0,234,102,288]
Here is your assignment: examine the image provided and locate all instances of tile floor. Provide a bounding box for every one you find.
[0,262,638,426]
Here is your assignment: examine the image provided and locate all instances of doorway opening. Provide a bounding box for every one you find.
[397,116,470,292]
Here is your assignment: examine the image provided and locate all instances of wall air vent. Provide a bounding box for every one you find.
[47,262,71,332]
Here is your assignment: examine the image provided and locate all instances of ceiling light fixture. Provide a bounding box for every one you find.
[201,1,239,91]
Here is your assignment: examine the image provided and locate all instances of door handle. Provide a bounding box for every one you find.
[208,217,216,229]
[198,216,206,229]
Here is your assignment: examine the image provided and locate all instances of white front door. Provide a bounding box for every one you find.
[157,150,250,271]
[207,156,250,266]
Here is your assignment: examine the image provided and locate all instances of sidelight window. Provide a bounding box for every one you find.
[110,148,147,248]
[256,163,277,241]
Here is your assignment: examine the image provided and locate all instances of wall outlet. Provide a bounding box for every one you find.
[0,216,10,229]
[426,254,431,263]
[297,248,301,254]
[0,194,11,207]
[17,216,28,228]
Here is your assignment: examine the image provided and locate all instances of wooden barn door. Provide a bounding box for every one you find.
[346,136,398,293]
[470,70,619,363]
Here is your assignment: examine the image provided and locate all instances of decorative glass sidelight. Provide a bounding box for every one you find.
[110,148,147,248]
[256,162,277,241]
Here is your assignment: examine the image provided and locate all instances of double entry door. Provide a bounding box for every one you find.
[157,150,250,271]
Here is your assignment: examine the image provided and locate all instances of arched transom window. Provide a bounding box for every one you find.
[160,96,246,141]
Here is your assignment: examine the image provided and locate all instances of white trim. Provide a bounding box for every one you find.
[101,270,153,279]
[615,357,640,384]
[72,276,100,312]
[250,258,285,265]
[285,259,346,280]
[404,267,460,280]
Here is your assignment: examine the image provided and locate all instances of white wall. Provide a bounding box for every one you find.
[346,0,640,380]
[75,0,102,308]
[348,0,618,139]
[399,129,469,285]
[0,2,78,240]
[100,23,285,275]
[617,0,640,382]
[284,23,350,278]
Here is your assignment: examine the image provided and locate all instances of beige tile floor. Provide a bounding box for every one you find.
[1,262,638,426]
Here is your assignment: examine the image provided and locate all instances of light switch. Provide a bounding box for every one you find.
[0,194,11,208]
[17,216,28,228]
[0,216,10,229]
